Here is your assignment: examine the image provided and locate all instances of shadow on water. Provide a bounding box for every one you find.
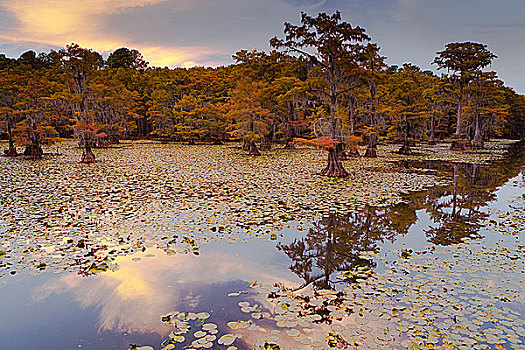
[278,141,525,290]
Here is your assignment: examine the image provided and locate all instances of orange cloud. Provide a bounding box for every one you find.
[0,0,218,67]
[2,0,166,40]
[139,46,214,68]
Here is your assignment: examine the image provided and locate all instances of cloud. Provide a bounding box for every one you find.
[0,0,213,66]
[2,0,167,40]
[282,0,327,9]
[136,46,216,67]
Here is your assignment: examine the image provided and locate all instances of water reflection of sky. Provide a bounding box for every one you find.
[0,235,304,349]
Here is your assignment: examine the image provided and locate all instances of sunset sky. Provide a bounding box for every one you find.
[0,0,523,92]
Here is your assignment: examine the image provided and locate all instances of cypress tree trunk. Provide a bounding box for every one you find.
[24,122,43,160]
[454,84,463,138]
[398,142,413,155]
[24,144,43,160]
[336,142,348,161]
[81,144,96,163]
[320,147,348,177]
[260,136,271,151]
[347,147,360,157]
[428,115,436,145]
[137,117,147,137]
[398,114,412,155]
[248,141,260,156]
[4,123,17,156]
[5,142,17,157]
[450,139,466,151]
[364,134,377,158]
[473,113,484,148]
[242,139,250,151]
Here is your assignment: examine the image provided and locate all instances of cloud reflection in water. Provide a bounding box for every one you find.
[33,243,301,336]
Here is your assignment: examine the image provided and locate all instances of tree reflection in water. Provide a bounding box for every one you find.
[278,207,403,290]
[425,162,494,244]
[408,142,525,245]
[280,141,525,290]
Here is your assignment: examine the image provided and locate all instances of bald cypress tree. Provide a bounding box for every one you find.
[433,42,496,139]
[271,11,370,177]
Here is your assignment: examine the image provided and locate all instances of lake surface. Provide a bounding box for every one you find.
[0,141,524,350]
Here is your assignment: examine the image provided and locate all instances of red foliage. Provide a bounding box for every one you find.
[75,121,98,135]
[293,137,339,149]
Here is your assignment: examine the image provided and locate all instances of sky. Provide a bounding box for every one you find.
[0,0,524,93]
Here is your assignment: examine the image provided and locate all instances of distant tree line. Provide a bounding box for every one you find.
[0,12,523,175]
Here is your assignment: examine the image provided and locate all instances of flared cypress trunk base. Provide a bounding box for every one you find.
[473,140,484,149]
[364,147,376,158]
[473,129,484,148]
[320,147,348,178]
[450,140,467,151]
[398,142,413,155]
[335,142,348,161]
[364,134,377,158]
[24,144,43,160]
[81,147,96,163]
[248,141,260,156]
[347,147,360,157]
[283,139,295,149]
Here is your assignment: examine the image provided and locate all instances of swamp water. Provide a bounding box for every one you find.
[0,141,523,350]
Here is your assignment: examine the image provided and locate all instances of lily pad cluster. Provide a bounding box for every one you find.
[157,311,246,350]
